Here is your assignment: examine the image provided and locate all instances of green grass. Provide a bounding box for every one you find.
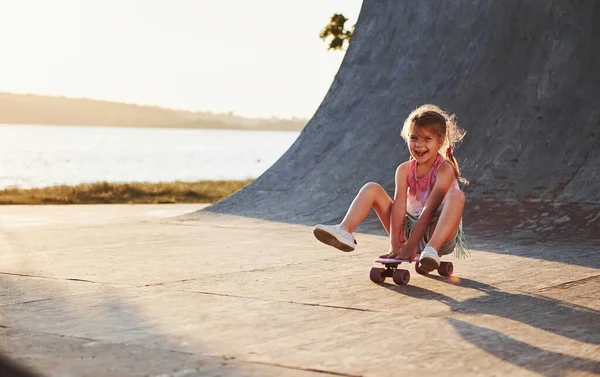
[0,180,253,205]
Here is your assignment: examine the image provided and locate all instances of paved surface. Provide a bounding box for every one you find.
[0,205,599,376]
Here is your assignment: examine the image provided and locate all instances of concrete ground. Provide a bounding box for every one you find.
[0,204,598,377]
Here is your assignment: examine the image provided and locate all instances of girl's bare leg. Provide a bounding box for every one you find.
[340,182,393,234]
[427,188,465,251]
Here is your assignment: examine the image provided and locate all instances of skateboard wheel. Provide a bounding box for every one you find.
[369,267,386,283]
[393,269,410,285]
[438,261,454,276]
[415,261,428,275]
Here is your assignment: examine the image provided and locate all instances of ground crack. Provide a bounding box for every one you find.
[247,360,362,376]
[538,274,600,291]
[1,298,53,307]
[0,271,120,286]
[189,290,378,312]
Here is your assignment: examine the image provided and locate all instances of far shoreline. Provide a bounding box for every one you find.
[0,93,308,132]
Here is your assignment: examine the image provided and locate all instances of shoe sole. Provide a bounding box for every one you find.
[313,228,354,252]
[418,256,439,272]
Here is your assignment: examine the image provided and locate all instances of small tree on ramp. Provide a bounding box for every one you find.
[319,13,354,51]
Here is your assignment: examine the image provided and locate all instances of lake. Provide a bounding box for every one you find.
[0,125,300,189]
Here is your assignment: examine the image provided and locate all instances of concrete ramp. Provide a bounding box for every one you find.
[204,0,600,241]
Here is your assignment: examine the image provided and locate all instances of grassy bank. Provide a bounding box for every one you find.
[0,180,253,205]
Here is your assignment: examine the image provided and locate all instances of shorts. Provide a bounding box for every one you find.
[403,213,461,256]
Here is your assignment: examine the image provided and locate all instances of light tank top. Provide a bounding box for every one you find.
[406,154,459,217]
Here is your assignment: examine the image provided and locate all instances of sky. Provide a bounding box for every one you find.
[0,0,363,119]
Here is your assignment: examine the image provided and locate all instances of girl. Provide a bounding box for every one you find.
[313,104,468,272]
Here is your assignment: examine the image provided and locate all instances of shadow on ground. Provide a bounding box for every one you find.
[378,275,600,376]
[0,275,266,377]
[448,319,600,377]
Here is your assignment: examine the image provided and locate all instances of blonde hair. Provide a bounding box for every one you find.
[401,104,467,183]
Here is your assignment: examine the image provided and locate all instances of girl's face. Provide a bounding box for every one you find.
[408,125,444,164]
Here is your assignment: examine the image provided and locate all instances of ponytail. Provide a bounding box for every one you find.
[445,145,463,183]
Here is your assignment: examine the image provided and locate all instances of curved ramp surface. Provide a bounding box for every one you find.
[203,0,600,241]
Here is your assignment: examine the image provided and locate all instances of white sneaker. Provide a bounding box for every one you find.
[313,224,356,252]
[419,246,440,272]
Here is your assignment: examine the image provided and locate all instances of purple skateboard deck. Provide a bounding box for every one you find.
[370,257,454,286]
[375,257,414,264]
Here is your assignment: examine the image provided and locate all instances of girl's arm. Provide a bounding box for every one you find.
[389,162,410,250]
[402,162,456,260]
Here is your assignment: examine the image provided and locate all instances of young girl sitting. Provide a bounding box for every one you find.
[313,104,468,272]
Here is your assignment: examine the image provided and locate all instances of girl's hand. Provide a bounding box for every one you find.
[399,241,418,262]
[379,242,405,259]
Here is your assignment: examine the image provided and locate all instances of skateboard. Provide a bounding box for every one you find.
[369,257,454,285]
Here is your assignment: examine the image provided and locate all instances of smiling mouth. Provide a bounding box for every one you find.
[414,150,427,157]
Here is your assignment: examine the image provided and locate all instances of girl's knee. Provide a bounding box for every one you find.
[360,182,392,207]
[448,188,466,205]
[361,182,384,193]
